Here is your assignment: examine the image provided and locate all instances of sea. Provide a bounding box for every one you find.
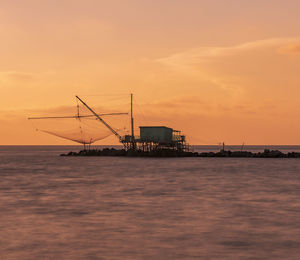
[0,145,299,259]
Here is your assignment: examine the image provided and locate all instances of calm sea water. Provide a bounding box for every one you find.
[0,146,299,259]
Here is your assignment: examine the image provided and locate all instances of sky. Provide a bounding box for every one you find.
[1,0,300,145]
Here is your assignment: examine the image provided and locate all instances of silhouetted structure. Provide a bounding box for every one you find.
[121,126,188,152]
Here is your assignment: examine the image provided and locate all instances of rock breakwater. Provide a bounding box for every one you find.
[60,148,300,158]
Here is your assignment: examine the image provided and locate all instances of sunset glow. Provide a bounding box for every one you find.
[2,0,300,144]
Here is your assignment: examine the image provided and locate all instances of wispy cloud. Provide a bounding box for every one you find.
[157,37,300,68]
[155,37,300,97]
[0,71,39,84]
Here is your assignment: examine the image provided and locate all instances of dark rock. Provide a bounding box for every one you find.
[60,148,300,158]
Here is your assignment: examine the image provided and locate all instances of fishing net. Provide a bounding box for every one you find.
[29,95,131,145]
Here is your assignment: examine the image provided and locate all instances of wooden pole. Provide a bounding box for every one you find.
[131,93,135,150]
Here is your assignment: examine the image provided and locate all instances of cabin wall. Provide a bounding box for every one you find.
[140,127,173,143]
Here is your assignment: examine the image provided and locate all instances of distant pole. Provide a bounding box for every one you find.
[131,93,135,149]
[223,142,225,151]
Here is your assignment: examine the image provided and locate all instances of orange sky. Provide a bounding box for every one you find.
[1,0,300,145]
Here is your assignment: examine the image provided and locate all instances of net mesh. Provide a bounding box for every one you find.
[29,95,130,144]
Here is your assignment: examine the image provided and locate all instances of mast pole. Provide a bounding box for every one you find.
[130,93,135,149]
